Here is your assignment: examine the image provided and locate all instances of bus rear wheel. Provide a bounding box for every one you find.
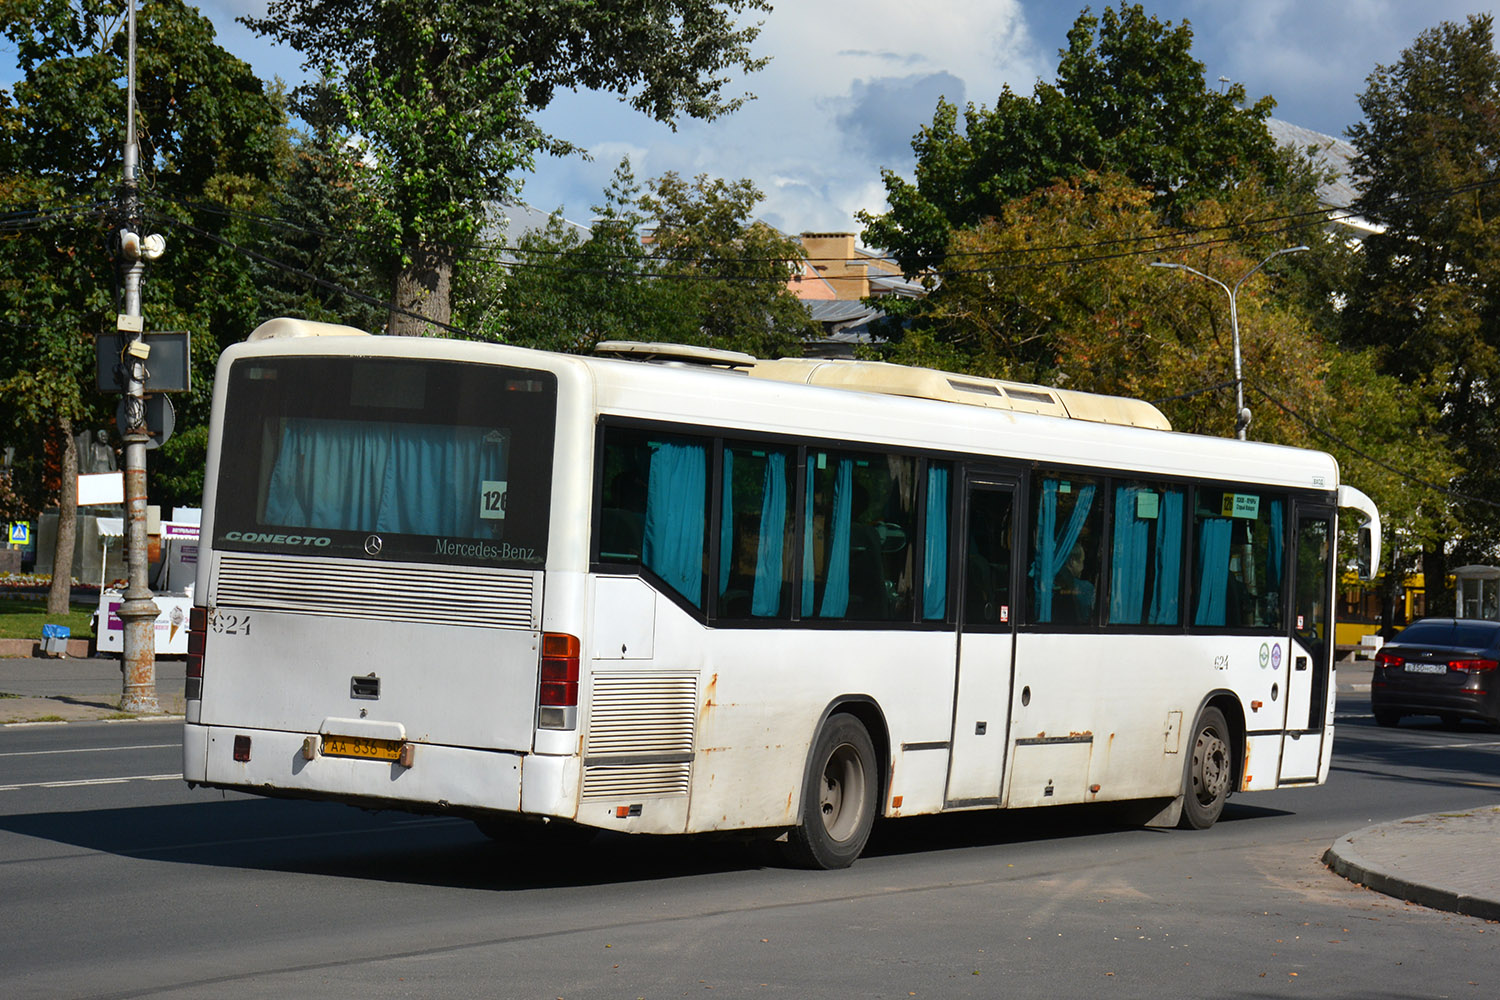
[784,714,877,869]
[1179,706,1231,830]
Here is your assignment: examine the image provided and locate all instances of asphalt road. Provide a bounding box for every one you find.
[2,697,1497,999]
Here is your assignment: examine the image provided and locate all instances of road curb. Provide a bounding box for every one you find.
[0,637,94,658]
[1324,814,1500,922]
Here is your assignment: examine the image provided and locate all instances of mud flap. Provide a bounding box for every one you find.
[1142,795,1183,828]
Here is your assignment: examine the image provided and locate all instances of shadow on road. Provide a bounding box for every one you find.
[0,789,1297,889]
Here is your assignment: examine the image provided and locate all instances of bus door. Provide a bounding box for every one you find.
[1280,505,1335,781]
[945,472,1019,806]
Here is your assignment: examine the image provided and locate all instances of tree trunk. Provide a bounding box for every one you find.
[45,416,77,617]
[386,243,455,336]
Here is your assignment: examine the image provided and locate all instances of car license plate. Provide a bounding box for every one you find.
[1405,662,1447,675]
[321,735,403,760]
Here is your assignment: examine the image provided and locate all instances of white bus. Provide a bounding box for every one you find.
[184,318,1380,868]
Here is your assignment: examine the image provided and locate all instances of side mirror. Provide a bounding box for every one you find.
[1337,485,1381,582]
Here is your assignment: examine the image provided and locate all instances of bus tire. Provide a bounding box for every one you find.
[1179,706,1231,830]
[784,714,877,869]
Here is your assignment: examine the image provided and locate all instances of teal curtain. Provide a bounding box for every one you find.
[923,464,949,620]
[1194,516,1233,626]
[265,417,505,537]
[643,441,705,607]
[1267,499,1284,589]
[719,449,734,595]
[1109,486,1149,624]
[1147,491,1184,625]
[751,452,787,616]
[802,461,817,617]
[819,459,854,617]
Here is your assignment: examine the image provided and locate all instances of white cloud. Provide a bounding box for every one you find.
[527,1,1039,233]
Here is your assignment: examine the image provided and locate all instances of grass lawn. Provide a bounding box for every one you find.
[0,597,96,640]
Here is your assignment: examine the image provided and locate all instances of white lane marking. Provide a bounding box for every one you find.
[0,773,181,791]
[0,743,178,758]
[1384,739,1500,752]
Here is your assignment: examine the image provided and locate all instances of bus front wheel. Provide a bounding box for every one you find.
[784,714,877,869]
[1179,706,1231,830]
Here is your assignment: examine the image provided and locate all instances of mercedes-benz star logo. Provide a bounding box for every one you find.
[363,534,383,556]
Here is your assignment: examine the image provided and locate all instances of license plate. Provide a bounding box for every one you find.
[1405,662,1447,675]
[321,735,403,760]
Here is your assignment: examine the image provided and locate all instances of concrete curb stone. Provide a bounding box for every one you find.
[1324,808,1500,922]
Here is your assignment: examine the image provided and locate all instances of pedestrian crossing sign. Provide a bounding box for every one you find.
[8,522,29,546]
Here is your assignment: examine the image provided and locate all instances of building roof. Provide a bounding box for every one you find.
[1265,118,1379,235]
[487,202,593,252]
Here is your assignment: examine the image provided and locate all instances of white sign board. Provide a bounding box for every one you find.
[95,590,192,655]
[78,472,124,506]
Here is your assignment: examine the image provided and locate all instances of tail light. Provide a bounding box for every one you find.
[538,632,580,730]
[1374,649,1404,670]
[186,606,208,700]
[1449,658,1498,672]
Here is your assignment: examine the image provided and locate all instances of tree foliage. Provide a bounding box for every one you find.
[244,0,773,335]
[467,159,814,358]
[1,0,287,523]
[1344,14,1500,576]
[860,3,1302,275]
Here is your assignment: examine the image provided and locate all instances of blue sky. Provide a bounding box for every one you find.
[14,2,1499,234]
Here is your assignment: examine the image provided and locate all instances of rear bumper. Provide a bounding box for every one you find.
[183,723,578,818]
[1371,685,1499,722]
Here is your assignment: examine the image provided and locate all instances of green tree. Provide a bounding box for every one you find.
[1,0,287,606]
[467,160,698,353]
[1344,14,1500,608]
[248,82,390,333]
[245,0,772,336]
[641,170,816,358]
[860,3,1302,276]
[470,159,813,357]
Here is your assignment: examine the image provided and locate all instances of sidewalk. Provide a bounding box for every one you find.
[1325,658,1500,920]
[0,652,185,723]
[1324,807,1500,921]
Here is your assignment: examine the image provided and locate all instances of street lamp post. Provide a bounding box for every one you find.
[1151,245,1308,440]
[116,0,161,713]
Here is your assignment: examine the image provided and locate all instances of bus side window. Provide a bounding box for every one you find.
[1108,482,1184,626]
[599,427,709,609]
[1192,490,1285,629]
[1029,475,1101,626]
[718,444,794,619]
[802,450,916,622]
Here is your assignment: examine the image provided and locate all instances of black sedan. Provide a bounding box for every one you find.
[1372,618,1500,729]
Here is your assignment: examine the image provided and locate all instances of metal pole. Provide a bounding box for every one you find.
[1149,246,1308,442]
[117,0,159,714]
[1226,291,1247,440]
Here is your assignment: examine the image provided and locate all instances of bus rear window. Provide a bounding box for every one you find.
[214,356,556,568]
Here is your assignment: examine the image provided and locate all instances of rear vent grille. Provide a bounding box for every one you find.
[581,761,693,800]
[213,552,538,629]
[582,672,698,800]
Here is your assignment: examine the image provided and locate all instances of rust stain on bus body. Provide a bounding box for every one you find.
[699,672,719,731]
